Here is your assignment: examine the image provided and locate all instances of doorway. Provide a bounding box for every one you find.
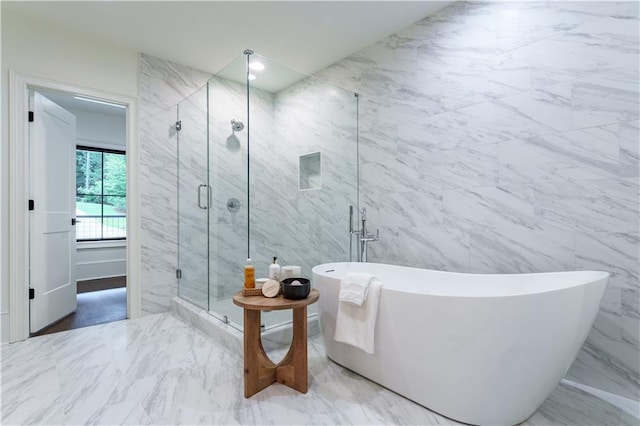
[8,71,141,342]
[29,89,128,336]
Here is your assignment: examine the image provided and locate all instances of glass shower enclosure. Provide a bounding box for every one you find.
[177,51,358,331]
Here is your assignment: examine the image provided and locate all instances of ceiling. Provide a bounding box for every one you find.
[3,1,452,78]
[39,91,127,118]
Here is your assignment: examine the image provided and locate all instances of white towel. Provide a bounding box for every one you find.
[339,273,376,306]
[334,279,383,354]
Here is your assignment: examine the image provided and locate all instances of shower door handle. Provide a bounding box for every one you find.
[197,184,207,209]
[208,185,212,208]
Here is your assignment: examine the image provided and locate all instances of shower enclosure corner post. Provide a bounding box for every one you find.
[349,92,360,263]
[244,48,253,260]
[176,104,181,286]
[355,91,360,231]
[206,81,211,311]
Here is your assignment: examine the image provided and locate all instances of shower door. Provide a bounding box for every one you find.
[177,84,210,309]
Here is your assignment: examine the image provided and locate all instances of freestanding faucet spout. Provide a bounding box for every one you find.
[361,208,367,238]
[349,206,379,262]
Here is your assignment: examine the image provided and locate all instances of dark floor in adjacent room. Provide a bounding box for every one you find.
[33,277,127,337]
[77,275,126,293]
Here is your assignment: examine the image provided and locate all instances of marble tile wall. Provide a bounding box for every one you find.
[138,54,212,314]
[315,1,639,400]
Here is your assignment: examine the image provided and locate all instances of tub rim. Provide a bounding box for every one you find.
[312,262,609,299]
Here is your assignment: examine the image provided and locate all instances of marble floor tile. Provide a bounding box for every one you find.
[1,312,633,426]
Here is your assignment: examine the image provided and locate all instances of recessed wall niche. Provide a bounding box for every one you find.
[299,151,322,190]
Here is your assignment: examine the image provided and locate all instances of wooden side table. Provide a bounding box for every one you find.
[232,289,319,398]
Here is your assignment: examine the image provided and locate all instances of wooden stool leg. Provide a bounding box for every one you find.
[244,309,277,397]
[291,305,308,393]
[276,306,308,393]
[244,308,260,397]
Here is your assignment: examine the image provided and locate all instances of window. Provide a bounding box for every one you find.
[76,146,126,240]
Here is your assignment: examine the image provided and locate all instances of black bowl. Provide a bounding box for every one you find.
[281,277,311,300]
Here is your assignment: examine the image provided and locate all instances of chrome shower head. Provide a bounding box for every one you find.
[231,119,244,132]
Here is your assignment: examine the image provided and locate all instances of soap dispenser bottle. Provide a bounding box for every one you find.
[244,258,255,288]
[268,256,281,281]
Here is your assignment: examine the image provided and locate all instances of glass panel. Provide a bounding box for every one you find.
[177,85,210,310]
[76,149,103,196]
[103,153,126,196]
[76,194,102,240]
[207,54,249,327]
[102,196,127,239]
[248,54,358,330]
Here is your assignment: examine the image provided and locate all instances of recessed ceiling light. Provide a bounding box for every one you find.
[74,96,126,109]
[248,74,257,81]
[249,62,265,71]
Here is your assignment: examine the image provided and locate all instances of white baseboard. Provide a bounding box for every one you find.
[77,259,126,281]
[76,243,126,281]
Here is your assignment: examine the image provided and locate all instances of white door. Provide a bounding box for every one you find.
[29,91,77,333]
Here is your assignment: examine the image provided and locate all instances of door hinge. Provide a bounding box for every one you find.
[28,199,34,211]
[28,111,34,122]
[176,269,182,279]
[29,288,35,300]
[175,121,182,132]
[71,218,77,226]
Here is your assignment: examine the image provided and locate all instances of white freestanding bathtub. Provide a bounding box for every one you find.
[312,262,608,426]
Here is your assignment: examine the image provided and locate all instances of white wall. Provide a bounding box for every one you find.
[72,108,126,151]
[1,10,139,342]
[76,241,126,281]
